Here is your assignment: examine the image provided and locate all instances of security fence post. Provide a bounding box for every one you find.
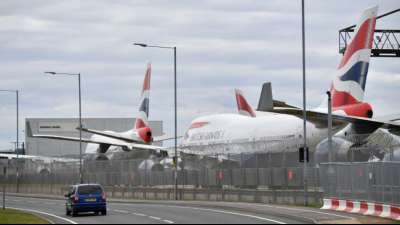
[256,153,259,188]
[2,166,6,210]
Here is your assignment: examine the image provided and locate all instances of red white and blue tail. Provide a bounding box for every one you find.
[135,63,151,129]
[235,89,256,117]
[331,6,378,108]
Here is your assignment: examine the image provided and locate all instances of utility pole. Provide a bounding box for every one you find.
[133,43,179,200]
[327,91,333,163]
[44,72,83,184]
[0,90,20,193]
[16,90,19,193]
[2,166,6,210]
[301,0,308,206]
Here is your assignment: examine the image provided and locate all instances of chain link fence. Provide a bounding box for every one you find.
[0,153,321,195]
[319,161,400,206]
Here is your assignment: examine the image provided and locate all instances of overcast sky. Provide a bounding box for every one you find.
[0,0,399,150]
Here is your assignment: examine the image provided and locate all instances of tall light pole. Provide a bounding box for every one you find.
[327,91,333,163]
[0,90,19,192]
[45,72,83,184]
[301,0,308,206]
[133,43,179,200]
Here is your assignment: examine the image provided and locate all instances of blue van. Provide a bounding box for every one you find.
[65,184,107,217]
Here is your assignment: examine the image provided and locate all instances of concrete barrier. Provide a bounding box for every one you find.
[321,198,400,221]
[101,187,323,205]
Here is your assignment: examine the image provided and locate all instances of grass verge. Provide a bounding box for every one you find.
[0,209,50,224]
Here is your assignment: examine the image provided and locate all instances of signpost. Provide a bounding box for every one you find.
[2,166,6,210]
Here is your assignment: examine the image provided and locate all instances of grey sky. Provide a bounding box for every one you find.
[0,0,399,149]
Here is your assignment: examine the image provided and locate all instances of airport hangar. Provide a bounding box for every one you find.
[25,118,163,158]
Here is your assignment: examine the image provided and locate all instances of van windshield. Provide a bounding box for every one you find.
[78,185,103,195]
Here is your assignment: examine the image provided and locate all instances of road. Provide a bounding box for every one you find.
[3,195,366,224]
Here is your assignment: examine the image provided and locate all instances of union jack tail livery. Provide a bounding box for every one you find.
[135,63,151,129]
[235,89,256,117]
[331,6,378,118]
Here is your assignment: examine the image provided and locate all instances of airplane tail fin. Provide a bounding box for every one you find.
[235,89,256,117]
[135,63,151,129]
[331,6,378,108]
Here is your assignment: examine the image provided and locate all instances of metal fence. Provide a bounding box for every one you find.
[1,131,399,205]
[0,153,321,196]
[319,162,400,206]
[82,163,320,189]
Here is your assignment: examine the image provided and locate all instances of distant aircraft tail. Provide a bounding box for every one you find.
[135,63,151,129]
[235,89,256,117]
[329,6,378,118]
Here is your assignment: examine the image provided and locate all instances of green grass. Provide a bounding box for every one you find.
[0,209,50,224]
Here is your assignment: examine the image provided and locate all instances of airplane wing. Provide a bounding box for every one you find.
[153,135,183,142]
[0,153,79,163]
[376,115,400,125]
[31,134,168,154]
[78,127,141,143]
[273,100,299,109]
[271,107,400,134]
[0,153,37,160]
[32,134,128,147]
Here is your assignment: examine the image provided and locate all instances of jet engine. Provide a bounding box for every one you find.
[314,137,375,163]
[315,137,353,163]
[336,102,373,118]
[37,166,51,175]
[383,149,400,161]
[137,127,153,143]
[138,156,165,171]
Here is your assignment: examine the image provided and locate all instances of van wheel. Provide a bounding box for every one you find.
[72,210,78,217]
[66,209,71,216]
[101,210,107,216]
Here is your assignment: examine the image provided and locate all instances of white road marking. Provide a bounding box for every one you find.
[114,209,130,214]
[166,205,287,224]
[131,211,174,224]
[8,207,77,224]
[149,216,175,224]
[149,216,162,220]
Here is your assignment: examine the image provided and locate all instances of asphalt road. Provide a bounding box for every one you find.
[3,195,364,224]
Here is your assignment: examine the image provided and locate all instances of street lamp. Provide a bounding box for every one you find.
[44,71,84,184]
[0,89,19,193]
[133,42,179,200]
[301,0,308,206]
[327,91,333,163]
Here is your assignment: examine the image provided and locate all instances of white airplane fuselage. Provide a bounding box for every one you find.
[180,112,333,156]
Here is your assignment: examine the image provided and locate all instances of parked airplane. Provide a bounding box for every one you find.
[180,6,400,164]
[30,63,170,161]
